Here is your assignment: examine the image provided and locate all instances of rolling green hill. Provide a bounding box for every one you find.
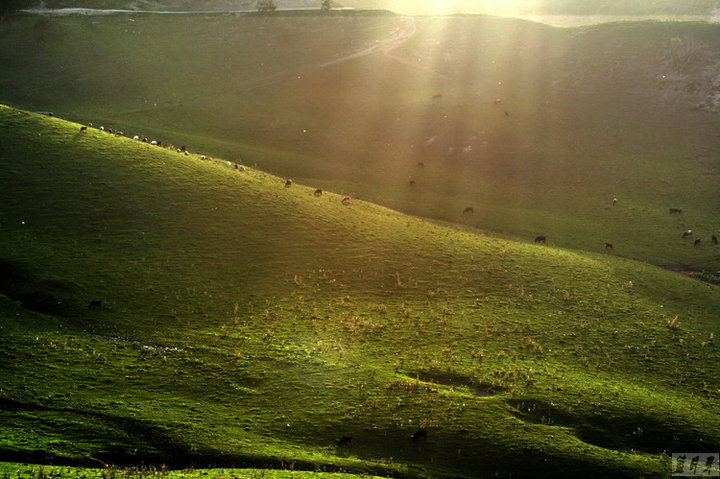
[1,105,719,478]
[0,12,718,272]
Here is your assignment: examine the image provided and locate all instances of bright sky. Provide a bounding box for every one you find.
[377,0,534,15]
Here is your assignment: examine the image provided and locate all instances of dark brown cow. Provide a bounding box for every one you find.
[411,428,427,442]
[694,239,702,246]
[534,235,546,244]
[284,179,293,188]
[88,300,102,309]
[337,436,352,447]
[409,180,416,187]
[314,189,323,197]
[605,243,613,250]
[669,208,683,215]
[80,126,87,132]
[712,235,718,245]
[463,207,474,215]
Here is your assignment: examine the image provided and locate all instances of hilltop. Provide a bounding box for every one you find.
[0,105,719,478]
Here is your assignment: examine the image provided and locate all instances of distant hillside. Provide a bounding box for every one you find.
[2,13,718,270]
[340,0,719,17]
[22,0,332,11]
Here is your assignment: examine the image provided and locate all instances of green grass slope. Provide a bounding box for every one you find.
[1,106,720,478]
[0,13,719,270]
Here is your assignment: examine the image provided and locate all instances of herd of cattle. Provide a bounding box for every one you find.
[81,122,717,251]
[80,122,248,170]
[529,205,717,250]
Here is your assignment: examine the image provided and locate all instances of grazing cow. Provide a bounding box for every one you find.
[712,235,718,245]
[108,128,114,134]
[612,197,617,206]
[432,93,442,99]
[284,179,293,188]
[133,135,140,140]
[237,165,246,171]
[682,229,693,238]
[88,300,102,310]
[669,208,682,215]
[150,140,158,146]
[409,179,416,187]
[694,239,702,247]
[462,207,474,215]
[80,126,87,132]
[504,111,510,117]
[314,189,323,197]
[142,137,148,143]
[417,162,425,168]
[342,196,351,205]
[180,146,187,152]
[99,126,105,131]
[534,235,547,244]
[184,151,189,156]
[411,428,427,442]
[337,436,352,447]
[605,242,613,250]
[200,155,207,160]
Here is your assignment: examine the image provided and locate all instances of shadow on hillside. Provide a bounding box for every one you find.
[0,398,394,475]
[506,398,718,454]
[408,369,507,397]
[0,258,83,316]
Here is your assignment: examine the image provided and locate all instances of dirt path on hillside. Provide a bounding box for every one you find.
[320,16,448,79]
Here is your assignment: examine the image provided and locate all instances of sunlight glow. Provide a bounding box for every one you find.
[385,0,533,16]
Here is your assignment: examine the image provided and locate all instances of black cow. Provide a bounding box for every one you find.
[411,428,427,442]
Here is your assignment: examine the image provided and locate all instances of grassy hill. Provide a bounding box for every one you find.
[0,12,719,272]
[1,105,720,478]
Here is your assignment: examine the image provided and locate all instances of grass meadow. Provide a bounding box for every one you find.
[0,10,719,479]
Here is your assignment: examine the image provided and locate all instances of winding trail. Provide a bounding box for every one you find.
[320,16,449,79]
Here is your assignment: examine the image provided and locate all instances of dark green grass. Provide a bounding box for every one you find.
[0,106,719,478]
[0,13,719,269]
[0,462,387,478]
